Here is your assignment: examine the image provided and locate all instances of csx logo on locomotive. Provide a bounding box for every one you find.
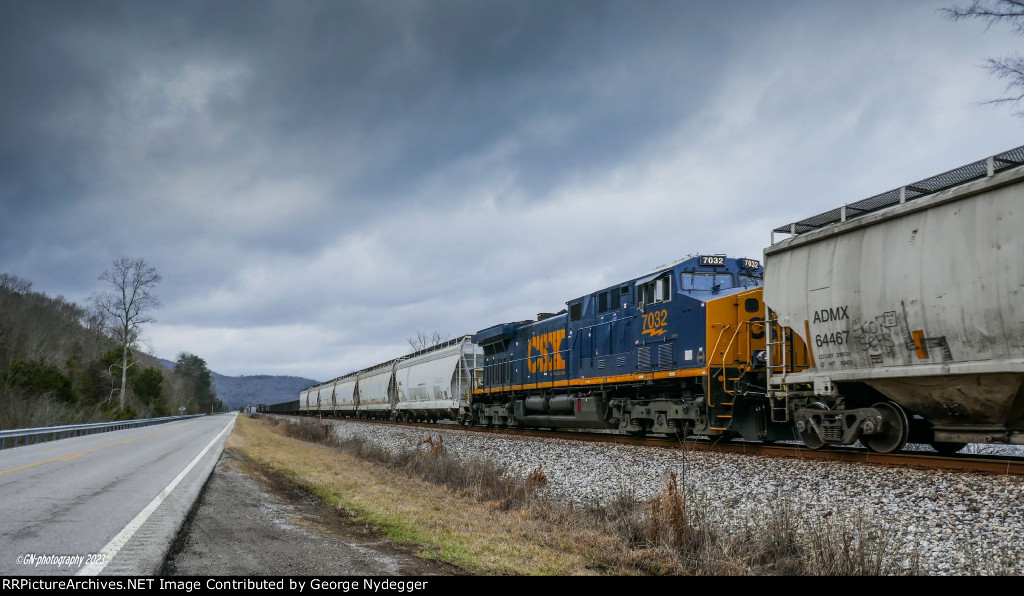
[527,329,566,374]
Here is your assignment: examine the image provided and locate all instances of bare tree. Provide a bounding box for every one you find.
[0,273,32,294]
[943,0,1024,110]
[90,257,162,409]
[407,330,449,352]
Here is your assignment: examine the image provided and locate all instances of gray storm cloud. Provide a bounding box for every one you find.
[0,0,1020,379]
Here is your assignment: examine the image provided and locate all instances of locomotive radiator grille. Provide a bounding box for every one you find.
[638,347,652,371]
[657,344,674,368]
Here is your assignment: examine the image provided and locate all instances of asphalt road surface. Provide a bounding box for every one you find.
[0,413,235,575]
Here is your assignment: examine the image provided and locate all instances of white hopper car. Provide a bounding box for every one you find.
[298,336,482,422]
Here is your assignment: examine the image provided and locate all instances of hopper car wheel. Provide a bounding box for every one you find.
[798,403,826,450]
[864,402,909,454]
[930,442,968,456]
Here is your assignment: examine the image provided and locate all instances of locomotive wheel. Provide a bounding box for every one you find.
[798,403,826,450]
[930,441,968,455]
[864,402,909,454]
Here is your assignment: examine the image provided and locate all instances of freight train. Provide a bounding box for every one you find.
[280,145,1024,455]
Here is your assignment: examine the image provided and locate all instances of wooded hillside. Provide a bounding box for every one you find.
[0,273,225,429]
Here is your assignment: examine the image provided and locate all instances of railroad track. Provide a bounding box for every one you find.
[283,414,1024,476]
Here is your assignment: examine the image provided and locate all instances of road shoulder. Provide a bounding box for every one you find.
[164,448,455,576]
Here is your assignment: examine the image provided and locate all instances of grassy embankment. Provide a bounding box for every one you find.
[229,415,919,576]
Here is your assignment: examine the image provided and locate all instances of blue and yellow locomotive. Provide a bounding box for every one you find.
[471,255,803,441]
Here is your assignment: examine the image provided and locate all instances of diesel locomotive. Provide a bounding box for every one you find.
[469,255,803,444]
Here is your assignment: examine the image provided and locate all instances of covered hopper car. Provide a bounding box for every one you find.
[764,145,1024,453]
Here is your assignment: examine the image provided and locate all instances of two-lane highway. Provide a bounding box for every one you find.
[0,413,236,575]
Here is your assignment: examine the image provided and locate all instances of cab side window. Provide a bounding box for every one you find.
[638,274,671,309]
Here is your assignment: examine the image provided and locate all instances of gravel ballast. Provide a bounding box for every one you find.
[306,418,1023,575]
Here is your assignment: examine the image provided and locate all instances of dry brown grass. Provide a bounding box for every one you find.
[230,415,629,575]
[242,416,921,576]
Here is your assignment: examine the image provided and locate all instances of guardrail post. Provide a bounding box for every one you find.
[987,156,995,177]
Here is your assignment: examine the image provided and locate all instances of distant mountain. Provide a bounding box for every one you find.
[155,358,319,410]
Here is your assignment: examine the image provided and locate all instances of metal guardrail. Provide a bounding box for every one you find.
[0,414,206,450]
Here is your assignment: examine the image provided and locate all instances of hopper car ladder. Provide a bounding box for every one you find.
[765,308,795,423]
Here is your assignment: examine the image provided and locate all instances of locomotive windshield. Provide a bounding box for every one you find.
[737,273,761,288]
[680,271,734,292]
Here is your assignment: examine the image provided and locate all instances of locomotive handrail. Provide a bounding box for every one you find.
[717,320,760,396]
[707,324,732,367]
[719,320,754,368]
[706,324,732,408]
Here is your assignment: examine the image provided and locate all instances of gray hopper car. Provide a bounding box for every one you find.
[765,147,1024,453]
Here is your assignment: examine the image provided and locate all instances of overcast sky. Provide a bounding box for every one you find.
[1,0,1021,382]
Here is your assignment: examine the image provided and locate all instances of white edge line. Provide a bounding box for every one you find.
[77,414,237,576]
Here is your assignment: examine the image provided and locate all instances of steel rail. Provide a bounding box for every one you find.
[281,414,1024,476]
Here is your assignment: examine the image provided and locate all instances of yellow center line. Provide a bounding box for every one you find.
[0,427,176,476]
